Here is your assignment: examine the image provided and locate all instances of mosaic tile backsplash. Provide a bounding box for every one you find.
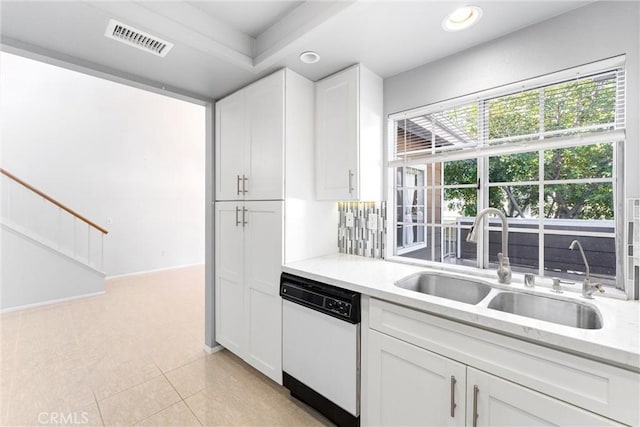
[338,202,386,259]
[627,198,640,300]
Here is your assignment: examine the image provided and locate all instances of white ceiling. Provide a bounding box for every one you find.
[186,1,304,38]
[0,1,591,101]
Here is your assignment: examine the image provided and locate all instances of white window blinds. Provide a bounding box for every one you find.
[390,58,626,166]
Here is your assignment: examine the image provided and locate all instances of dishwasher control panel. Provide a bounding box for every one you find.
[324,298,352,317]
[280,273,360,323]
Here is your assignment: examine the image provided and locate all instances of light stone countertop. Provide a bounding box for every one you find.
[282,253,640,372]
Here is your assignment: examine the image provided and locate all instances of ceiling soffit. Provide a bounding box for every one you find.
[89,1,358,73]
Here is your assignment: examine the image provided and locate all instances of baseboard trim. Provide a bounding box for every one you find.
[203,344,224,354]
[106,263,204,280]
[0,291,106,314]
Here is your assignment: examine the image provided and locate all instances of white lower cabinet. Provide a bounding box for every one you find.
[214,202,244,355]
[368,330,466,427]
[215,201,283,383]
[368,330,616,427]
[466,368,616,427]
[365,298,633,427]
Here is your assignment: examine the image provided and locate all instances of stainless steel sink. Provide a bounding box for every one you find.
[395,272,492,305]
[488,292,603,329]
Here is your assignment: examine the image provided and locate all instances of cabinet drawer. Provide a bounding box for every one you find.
[369,298,639,425]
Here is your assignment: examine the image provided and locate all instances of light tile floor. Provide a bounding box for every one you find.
[0,266,331,426]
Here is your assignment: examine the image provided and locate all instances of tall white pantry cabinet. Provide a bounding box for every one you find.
[214,68,336,383]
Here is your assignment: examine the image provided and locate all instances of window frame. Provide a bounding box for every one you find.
[396,165,428,255]
[385,56,627,295]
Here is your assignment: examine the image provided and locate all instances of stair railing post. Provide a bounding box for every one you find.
[87,223,91,266]
[73,216,77,258]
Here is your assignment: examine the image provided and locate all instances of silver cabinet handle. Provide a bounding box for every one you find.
[236,175,241,196]
[242,207,248,227]
[235,206,241,226]
[450,376,457,418]
[242,175,248,194]
[348,169,354,194]
[473,385,479,427]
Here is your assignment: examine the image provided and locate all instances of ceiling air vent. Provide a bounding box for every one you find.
[104,19,174,57]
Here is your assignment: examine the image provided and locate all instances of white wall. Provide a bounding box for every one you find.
[384,1,639,197]
[1,224,105,310]
[0,52,206,276]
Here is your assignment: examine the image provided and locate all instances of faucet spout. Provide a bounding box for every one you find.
[569,240,589,279]
[467,207,511,284]
[569,239,603,298]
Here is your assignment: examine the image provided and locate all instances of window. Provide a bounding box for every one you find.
[389,58,625,289]
[396,166,426,254]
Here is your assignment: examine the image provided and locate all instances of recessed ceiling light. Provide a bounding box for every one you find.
[442,6,482,32]
[299,51,320,64]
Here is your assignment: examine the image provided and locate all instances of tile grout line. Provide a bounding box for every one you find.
[159,347,208,375]
[92,366,165,404]
[157,353,210,400]
[110,363,179,427]
[182,399,204,426]
[130,362,202,427]
[92,390,106,427]
[158,362,204,427]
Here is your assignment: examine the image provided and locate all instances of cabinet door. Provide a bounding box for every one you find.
[367,330,466,427]
[246,71,284,200]
[315,67,358,200]
[243,201,283,383]
[467,367,618,427]
[215,90,248,201]
[214,202,245,355]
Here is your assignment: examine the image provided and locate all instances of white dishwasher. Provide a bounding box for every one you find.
[280,273,361,427]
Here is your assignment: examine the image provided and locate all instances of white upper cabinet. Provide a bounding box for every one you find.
[315,67,358,200]
[315,64,383,201]
[216,71,285,201]
[215,90,248,201]
[245,72,284,200]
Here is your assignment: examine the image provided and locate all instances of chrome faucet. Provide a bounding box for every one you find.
[466,207,512,284]
[569,239,604,298]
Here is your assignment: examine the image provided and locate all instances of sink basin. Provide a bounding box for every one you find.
[395,272,492,305]
[488,292,603,329]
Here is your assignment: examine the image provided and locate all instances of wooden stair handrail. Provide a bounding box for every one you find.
[1,168,109,235]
